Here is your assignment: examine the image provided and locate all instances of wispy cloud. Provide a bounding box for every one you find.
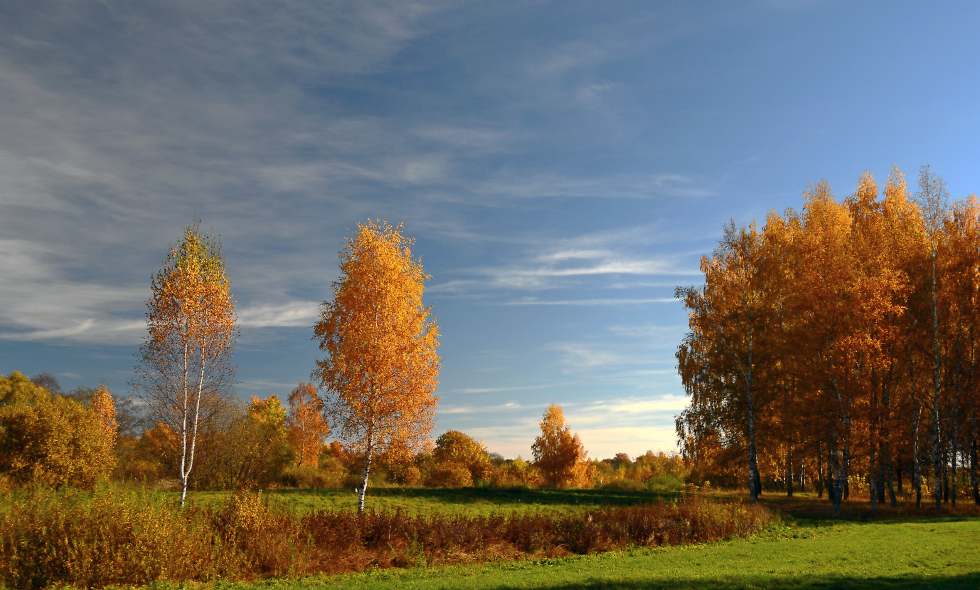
[471,172,713,201]
[440,401,525,414]
[502,298,677,306]
[454,383,563,394]
[237,302,320,328]
[437,226,702,296]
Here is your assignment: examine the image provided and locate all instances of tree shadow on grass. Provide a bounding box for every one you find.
[362,487,679,507]
[274,487,681,508]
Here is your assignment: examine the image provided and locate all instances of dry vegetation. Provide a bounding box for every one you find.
[0,485,773,589]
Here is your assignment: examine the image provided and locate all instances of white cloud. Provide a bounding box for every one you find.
[440,401,524,414]
[453,383,562,394]
[237,302,320,328]
[472,172,713,201]
[503,297,677,306]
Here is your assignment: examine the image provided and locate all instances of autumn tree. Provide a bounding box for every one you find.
[914,164,953,509]
[132,221,238,505]
[676,220,781,502]
[313,220,440,512]
[287,382,330,468]
[0,372,116,488]
[532,404,591,488]
[675,165,980,511]
[433,430,494,483]
[216,395,292,488]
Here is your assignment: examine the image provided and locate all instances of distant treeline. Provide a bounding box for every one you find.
[0,372,688,494]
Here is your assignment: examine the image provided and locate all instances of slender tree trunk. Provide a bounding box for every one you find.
[886,456,897,507]
[932,250,944,510]
[828,431,844,512]
[912,402,923,507]
[358,446,372,514]
[180,340,190,506]
[786,445,794,498]
[817,441,824,499]
[896,459,903,495]
[971,423,980,505]
[869,439,878,512]
[952,380,961,508]
[943,444,950,503]
[883,384,897,507]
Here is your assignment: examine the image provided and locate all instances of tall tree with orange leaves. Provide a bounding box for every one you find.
[287,382,330,467]
[313,220,440,513]
[676,220,781,502]
[132,221,237,506]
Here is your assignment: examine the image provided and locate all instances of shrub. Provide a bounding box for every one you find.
[426,462,473,488]
[433,431,494,482]
[402,465,423,486]
[0,373,115,490]
[282,465,344,489]
[601,478,647,492]
[648,473,685,492]
[0,484,226,589]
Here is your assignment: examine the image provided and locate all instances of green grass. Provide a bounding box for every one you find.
[197,516,980,589]
[186,486,680,517]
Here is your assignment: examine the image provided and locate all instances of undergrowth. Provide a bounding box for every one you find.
[0,484,774,589]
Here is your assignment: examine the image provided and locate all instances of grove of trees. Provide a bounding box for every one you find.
[676,166,980,510]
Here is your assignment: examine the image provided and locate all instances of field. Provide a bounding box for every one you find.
[0,485,770,588]
[5,487,980,588]
[201,496,980,590]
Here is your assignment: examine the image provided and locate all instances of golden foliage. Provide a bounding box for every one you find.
[531,404,591,488]
[286,382,329,468]
[132,221,237,504]
[676,166,980,507]
[0,372,115,489]
[433,430,493,482]
[313,220,440,508]
[90,385,118,446]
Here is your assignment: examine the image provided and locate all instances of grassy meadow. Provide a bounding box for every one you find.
[4,485,980,588]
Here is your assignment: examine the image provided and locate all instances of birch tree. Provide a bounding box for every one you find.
[132,221,237,506]
[313,220,440,513]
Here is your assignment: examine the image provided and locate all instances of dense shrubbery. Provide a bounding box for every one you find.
[0,484,773,589]
[0,373,116,490]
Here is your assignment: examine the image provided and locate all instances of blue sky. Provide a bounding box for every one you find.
[2,1,980,459]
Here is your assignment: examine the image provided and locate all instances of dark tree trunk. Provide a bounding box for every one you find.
[971,431,979,505]
[786,446,794,498]
[817,441,825,499]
